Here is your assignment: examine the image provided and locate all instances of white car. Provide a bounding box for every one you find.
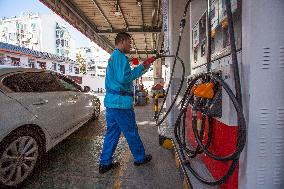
[0,67,100,187]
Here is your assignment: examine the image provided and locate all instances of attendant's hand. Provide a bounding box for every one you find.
[142,56,156,69]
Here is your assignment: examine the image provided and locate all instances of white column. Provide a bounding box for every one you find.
[239,0,284,188]
[165,0,191,127]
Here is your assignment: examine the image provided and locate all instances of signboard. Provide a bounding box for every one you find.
[210,0,219,30]
[162,0,169,52]
[192,23,199,48]
[219,0,238,22]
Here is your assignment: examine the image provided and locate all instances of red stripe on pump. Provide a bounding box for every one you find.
[186,107,239,189]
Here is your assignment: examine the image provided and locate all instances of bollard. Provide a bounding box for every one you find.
[153,94,158,120]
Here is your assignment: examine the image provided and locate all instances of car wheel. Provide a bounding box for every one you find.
[92,105,100,119]
[0,128,43,188]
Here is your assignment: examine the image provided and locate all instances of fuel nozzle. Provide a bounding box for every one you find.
[192,81,215,99]
[155,50,169,60]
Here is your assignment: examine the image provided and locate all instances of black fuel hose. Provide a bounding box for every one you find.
[154,0,191,127]
[173,0,246,185]
[155,55,185,127]
[174,72,246,185]
[154,0,246,185]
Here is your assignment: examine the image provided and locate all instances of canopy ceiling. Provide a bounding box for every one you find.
[39,0,163,60]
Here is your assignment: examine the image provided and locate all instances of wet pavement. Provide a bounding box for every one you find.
[21,99,183,189]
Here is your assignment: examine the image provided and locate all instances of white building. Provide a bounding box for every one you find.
[0,42,80,76]
[77,41,110,77]
[0,12,75,60]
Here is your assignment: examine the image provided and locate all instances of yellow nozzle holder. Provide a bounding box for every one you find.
[154,95,159,112]
[193,82,215,99]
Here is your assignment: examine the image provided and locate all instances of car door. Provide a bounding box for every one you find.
[2,71,75,138]
[55,74,94,125]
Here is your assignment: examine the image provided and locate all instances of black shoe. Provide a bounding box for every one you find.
[99,162,120,174]
[134,154,152,166]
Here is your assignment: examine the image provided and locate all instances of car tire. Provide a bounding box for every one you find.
[0,128,44,188]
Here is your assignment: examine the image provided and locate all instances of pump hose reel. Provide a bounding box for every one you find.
[173,72,246,185]
[153,0,246,185]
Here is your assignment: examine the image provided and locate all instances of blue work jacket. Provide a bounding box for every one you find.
[104,48,145,109]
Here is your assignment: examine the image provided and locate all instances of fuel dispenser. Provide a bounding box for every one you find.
[155,0,284,188]
[181,0,244,187]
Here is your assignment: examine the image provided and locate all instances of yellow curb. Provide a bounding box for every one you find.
[183,177,191,189]
[175,152,180,169]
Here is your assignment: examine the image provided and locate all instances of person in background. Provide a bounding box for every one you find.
[99,32,155,174]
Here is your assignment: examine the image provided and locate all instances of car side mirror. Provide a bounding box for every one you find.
[83,86,91,92]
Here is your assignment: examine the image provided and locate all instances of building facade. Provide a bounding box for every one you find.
[0,12,75,59]
[0,42,80,76]
[76,42,109,77]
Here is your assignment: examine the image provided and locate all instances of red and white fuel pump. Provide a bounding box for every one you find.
[183,0,284,188]
[157,0,284,188]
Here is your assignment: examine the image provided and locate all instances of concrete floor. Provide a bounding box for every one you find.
[21,101,183,189]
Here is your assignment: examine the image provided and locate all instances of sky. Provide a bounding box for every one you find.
[0,0,90,48]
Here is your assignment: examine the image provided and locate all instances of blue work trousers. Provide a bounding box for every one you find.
[100,108,146,166]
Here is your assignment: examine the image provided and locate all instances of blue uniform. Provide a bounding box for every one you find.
[104,48,144,109]
[100,48,147,166]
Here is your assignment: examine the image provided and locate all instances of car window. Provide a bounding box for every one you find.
[2,73,33,92]
[21,72,62,92]
[56,75,82,92]
[58,78,78,91]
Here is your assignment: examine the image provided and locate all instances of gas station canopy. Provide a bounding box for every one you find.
[39,0,163,60]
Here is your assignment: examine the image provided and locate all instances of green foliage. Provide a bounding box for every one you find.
[76,52,86,74]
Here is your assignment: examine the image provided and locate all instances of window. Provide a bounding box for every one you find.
[56,22,60,29]
[9,33,16,41]
[31,23,36,30]
[21,72,62,92]
[28,58,35,68]
[69,65,73,73]
[56,76,81,92]
[56,39,60,45]
[52,63,57,71]
[56,30,60,38]
[97,66,105,69]
[0,54,5,65]
[74,67,79,74]
[10,57,20,66]
[16,23,20,29]
[38,61,46,69]
[3,73,32,92]
[59,65,65,74]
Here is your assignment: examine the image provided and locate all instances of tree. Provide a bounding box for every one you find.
[76,52,86,74]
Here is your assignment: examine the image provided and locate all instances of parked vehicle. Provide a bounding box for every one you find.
[0,67,100,187]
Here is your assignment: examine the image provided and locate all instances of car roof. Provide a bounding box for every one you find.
[0,66,47,76]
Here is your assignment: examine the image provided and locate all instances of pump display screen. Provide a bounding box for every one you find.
[191,0,242,70]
